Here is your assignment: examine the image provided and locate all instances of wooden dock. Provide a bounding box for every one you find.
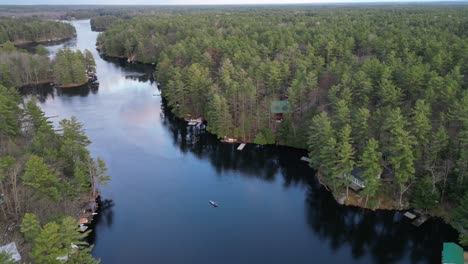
[237,143,246,151]
[301,156,311,162]
[404,211,417,220]
[412,214,429,227]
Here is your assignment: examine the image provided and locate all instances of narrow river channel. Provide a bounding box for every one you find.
[22,19,459,264]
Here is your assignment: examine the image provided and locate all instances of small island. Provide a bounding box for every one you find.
[53,48,96,88]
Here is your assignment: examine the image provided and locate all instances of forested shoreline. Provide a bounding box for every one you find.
[0,42,96,88]
[0,17,75,45]
[0,17,103,263]
[0,85,107,263]
[97,6,468,246]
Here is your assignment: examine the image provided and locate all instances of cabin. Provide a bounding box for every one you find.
[338,167,381,191]
[221,137,238,143]
[185,117,204,126]
[0,242,21,262]
[442,242,465,264]
[79,200,97,224]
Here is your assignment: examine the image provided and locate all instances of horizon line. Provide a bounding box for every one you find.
[2,1,468,6]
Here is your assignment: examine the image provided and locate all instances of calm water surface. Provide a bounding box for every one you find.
[23,20,459,264]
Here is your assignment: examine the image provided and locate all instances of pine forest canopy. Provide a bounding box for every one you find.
[96,6,468,246]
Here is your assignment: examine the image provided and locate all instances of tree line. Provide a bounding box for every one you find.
[0,41,96,88]
[90,16,123,32]
[97,6,468,246]
[0,17,75,45]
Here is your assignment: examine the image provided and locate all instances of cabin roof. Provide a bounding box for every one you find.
[442,242,464,264]
[0,242,21,261]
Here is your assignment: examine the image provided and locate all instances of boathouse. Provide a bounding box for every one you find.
[442,242,465,264]
[339,167,381,191]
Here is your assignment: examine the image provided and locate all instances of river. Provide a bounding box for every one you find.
[22,19,459,264]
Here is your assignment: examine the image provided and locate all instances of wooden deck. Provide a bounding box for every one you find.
[412,215,429,227]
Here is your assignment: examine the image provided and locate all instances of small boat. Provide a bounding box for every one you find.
[209,200,218,207]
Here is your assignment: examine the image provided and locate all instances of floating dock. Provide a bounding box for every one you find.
[404,211,417,220]
[301,156,311,162]
[237,143,246,151]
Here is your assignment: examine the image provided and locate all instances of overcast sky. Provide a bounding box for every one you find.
[1,0,461,5]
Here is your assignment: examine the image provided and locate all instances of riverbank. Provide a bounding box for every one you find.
[0,191,100,262]
[58,81,90,88]
[13,35,76,46]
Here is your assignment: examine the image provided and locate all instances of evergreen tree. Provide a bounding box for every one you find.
[412,176,439,211]
[335,125,355,199]
[358,139,382,206]
[20,213,41,242]
[30,221,66,264]
[23,155,60,201]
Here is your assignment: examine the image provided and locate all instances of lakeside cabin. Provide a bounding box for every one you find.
[442,242,466,264]
[338,167,369,191]
[185,117,204,126]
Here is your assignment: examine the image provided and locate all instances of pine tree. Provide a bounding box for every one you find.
[334,99,351,129]
[411,100,431,159]
[412,175,439,211]
[84,49,96,76]
[358,139,382,206]
[308,112,334,169]
[0,85,20,137]
[30,222,66,264]
[388,126,416,208]
[352,107,370,153]
[335,125,355,199]
[23,155,60,201]
[20,213,41,242]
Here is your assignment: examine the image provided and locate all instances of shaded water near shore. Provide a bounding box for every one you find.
[22,19,459,264]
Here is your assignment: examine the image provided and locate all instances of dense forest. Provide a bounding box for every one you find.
[0,84,108,263]
[0,42,96,88]
[0,42,52,87]
[0,17,95,88]
[90,16,122,31]
[97,6,468,245]
[0,16,102,262]
[0,17,75,45]
[53,48,96,87]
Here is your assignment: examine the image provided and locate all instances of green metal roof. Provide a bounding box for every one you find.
[271,101,290,114]
[442,242,464,264]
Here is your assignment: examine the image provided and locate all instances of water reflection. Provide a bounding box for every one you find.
[25,20,460,264]
[159,96,458,264]
[87,198,115,245]
[20,81,99,101]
